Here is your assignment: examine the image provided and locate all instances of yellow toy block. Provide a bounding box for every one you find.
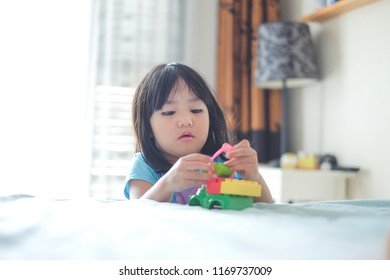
[220,179,261,197]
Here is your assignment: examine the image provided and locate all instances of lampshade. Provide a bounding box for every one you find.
[255,21,318,89]
[255,21,318,163]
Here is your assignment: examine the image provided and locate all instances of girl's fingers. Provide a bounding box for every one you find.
[224,156,256,167]
[182,153,212,162]
[226,143,254,158]
[225,139,256,159]
[175,154,213,172]
[227,147,255,158]
[183,162,213,174]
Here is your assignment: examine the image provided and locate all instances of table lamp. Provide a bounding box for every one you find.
[255,21,319,165]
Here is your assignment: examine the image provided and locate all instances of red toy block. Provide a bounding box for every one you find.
[205,178,225,194]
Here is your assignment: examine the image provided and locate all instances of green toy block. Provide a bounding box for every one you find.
[212,162,233,178]
[189,185,253,210]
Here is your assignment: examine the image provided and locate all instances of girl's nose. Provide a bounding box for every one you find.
[178,116,193,127]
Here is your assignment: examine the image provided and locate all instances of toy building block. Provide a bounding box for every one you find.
[209,144,235,179]
[189,144,261,210]
[205,178,225,194]
[220,179,261,197]
[189,186,253,210]
[210,144,235,162]
[212,162,233,178]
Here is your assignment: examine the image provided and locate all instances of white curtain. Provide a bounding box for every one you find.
[88,0,187,199]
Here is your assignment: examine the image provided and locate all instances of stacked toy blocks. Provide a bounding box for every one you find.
[189,144,262,210]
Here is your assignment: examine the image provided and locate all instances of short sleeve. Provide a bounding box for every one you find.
[124,153,160,199]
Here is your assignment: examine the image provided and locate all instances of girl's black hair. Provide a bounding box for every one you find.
[132,63,233,171]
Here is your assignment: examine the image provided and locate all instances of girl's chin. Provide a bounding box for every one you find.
[166,148,202,159]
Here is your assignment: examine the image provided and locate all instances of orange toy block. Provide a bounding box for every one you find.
[220,179,261,197]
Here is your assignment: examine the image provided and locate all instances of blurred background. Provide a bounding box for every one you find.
[1,0,389,201]
[0,0,217,199]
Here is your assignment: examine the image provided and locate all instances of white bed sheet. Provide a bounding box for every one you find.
[1,195,389,260]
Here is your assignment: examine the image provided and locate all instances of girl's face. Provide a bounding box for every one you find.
[150,79,210,163]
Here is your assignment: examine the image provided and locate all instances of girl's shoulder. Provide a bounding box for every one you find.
[129,152,165,178]
[130,152,152,169]
[132,152,144,160]
[124,153,164,200]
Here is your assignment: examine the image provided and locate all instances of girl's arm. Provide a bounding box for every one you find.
[130,154,215,202]
[129,179,173,202]
[224,139,273,203]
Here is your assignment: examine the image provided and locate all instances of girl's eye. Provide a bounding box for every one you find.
[161,111,175,116]
[191,109,203,114]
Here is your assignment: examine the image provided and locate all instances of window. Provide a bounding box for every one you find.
[88,0,187,199]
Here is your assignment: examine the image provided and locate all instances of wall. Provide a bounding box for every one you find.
[184,0,218,89]
[280,0,390,199]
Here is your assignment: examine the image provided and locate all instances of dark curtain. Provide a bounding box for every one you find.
[217,0,281,163]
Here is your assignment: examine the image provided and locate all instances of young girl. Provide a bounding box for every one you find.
[124,63,273,204]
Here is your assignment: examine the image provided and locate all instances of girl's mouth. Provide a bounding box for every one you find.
[178,132,194,140]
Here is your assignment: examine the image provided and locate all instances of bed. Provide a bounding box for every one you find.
[1,194,390,260]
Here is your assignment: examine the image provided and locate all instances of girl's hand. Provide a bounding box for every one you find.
[223,140,273,203]
[163,153,215,193]
[223,139,260,182]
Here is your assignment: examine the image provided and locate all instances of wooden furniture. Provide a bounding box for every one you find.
[301,0,378,22]
[259,166,357,203]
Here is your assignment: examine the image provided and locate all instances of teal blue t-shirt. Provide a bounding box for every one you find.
[124,152,242,204]
[124,153,165,200]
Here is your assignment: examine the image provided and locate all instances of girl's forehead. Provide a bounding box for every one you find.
[166,79,197,101]
[170,78,189,93]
